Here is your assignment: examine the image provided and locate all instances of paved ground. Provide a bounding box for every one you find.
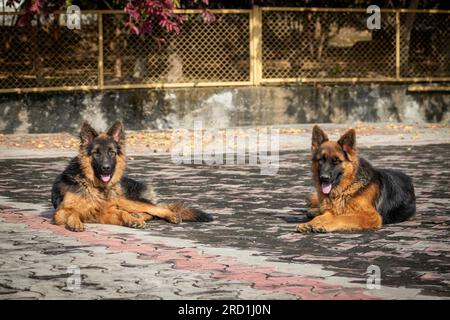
[0,124,449,299]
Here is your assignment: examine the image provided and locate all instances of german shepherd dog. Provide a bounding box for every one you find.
[52,120,213,232]
[297,125,416,233]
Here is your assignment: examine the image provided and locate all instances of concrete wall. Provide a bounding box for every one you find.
[0,84,449,134]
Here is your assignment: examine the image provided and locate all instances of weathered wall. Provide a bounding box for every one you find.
[0,84,449,134]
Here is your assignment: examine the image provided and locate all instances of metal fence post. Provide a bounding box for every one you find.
[98,12,104,89]
[250,6,262,85]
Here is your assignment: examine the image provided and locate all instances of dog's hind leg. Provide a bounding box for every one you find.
[116,198,181,224]
[140,205,181,224]
[297,210,382,233]
[99,207,151,229]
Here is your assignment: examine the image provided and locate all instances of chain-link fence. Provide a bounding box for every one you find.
[102,11,251,87]
[0,12,99,91]
[261,9,397,80]
[400,11,450,79]
[0,8,449,93]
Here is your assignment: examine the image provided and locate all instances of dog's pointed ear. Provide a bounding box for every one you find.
[311,125,328,152]
[80,122,98,146]
[338,128,356,153]
[107,120,125,144]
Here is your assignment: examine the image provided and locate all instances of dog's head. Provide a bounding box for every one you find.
[311,125,358,196]
[79,120,125,184]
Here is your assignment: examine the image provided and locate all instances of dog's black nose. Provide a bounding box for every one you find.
[320,175,331,182]
[102,165,111,172]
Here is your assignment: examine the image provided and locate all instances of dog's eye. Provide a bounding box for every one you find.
[108,150,116,157]
[333,158,341,165]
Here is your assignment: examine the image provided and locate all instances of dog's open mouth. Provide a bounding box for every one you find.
[100,174,111,183]
[321,182,332,194]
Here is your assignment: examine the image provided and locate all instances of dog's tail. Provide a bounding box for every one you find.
[164,203,214,222]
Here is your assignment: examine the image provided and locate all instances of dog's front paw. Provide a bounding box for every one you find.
[124,219,146,229]
[296,223,312,233]
[66,220,85,232]
[125,220,146,229]
[296,222,327,233]
[122,214,146,229]
[166,212,182,224]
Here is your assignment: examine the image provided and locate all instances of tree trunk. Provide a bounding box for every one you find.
[114,25,123,79]
[401,0,419,73]
[32,20,43,85]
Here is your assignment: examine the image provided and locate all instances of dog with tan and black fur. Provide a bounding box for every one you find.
[51,120,212,232]
[297,125,416,233]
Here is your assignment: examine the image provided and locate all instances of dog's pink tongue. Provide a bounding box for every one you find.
[321,182,332,194]
[101,174,111,183]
